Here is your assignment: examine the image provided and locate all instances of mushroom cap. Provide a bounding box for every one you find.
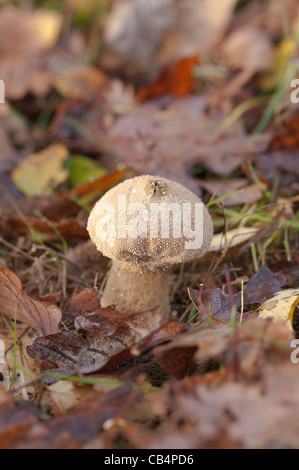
[87,175,213,268]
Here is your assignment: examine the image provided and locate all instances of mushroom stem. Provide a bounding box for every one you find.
[100,260,170,316]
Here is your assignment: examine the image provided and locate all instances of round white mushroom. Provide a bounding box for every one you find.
[87,175,213,316]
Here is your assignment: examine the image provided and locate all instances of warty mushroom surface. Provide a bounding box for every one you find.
[87,175,213,316]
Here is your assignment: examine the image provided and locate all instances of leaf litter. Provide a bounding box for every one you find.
[0,0,299,450]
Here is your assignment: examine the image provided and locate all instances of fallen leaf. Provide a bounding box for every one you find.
[222,26,273,74]
[268,114,299,150]
[66,168,126,199]
[47,380,82,413]
[15,193,80,222]
[3,216,88,242]
[28,309,165,374]
[155,318,291,375]
[68,155,106,187]
[154,346,197,379]
[0,268,62,335]
[11,144,69,196]
[209,227,259,252]
[102,0,173,69]
[100,97,266,193]
[0,6,62,100]
[258,288,299,332]
[188,266,285,322]
[54,66,107,101]
[176,0,237,56]
[0,384,134,449]
[64,288,102,317]
[137,55,198,102]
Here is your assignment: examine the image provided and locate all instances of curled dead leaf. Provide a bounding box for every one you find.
[0,268,62,335]
[28,309,165,374]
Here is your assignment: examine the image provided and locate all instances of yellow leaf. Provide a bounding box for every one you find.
[209,227,258,252]
[258,289,299,332]
[30,10,62,50]
[12,144,69,196]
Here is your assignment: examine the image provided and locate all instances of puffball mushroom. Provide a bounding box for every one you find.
[87,175,213,316]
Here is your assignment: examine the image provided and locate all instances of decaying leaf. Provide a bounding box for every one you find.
[258,288,299,332]
[28,309,166,374]
[100,98,266,193]
[0,384,135,449]
[188,265,285,323]
[155,318,292,375]
[209,226,259,252]
[102,0,173,68]
[11,144,69,196]
[54,66,107,101]
[66,168,126,199]
[0,6,62,100]
[4,216,88,242]
[0,268,62,335]
[268,114,299,150]
[222,26,273,74]
[137,55,198,102]
[176,0,237,56]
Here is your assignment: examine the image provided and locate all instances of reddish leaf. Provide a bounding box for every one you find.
[155,346,197,379]
[66,169,126,199]
[0,385,134,449]
[268,114,299,150]
[3,216,88,241]
[66,288,102,317]
[137,55,199,102]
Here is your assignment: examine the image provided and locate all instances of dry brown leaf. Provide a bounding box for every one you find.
[3,216,88,242]
[54,66,107,101]
[222,26,273,73]
[101,97,266,193]
[137,55,198,102]
[0,268,62,335]
[0,384,134,449]
[188,265,285,323]
[28,309,165,374]
[176,0,237,56]
[102,0,173,68]
[155,318,292,370]
[0,6,62,100]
